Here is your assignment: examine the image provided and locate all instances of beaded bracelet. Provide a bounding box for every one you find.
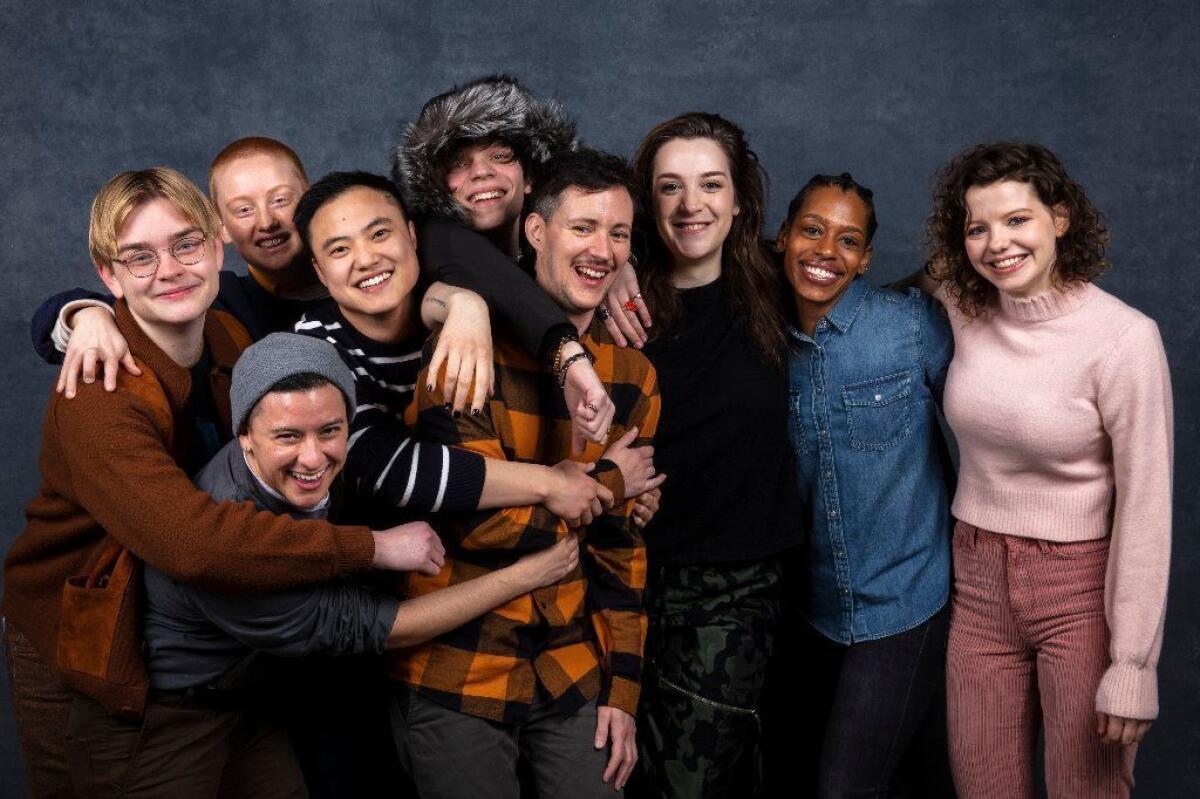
[556,351,593,387]
[548,333,579,376]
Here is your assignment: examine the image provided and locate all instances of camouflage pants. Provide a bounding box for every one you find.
[635,559,782,799]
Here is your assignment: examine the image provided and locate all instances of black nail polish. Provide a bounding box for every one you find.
[444,403,452,411]
[471,408,481,416]
[452,410,462,418]
[426,384,433,391]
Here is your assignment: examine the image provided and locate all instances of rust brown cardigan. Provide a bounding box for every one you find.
[3,300,376,714]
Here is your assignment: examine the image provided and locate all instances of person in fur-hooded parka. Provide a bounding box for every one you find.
[393,74,578,224]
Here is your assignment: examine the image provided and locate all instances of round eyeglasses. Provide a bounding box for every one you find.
[112,236,209,279]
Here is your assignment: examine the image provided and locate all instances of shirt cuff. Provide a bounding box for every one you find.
[371,595,402,654]
[53,299,114,353]
[439,446,488,512]
[1095,660,1159,720]
[593,459,626,507]
[538,323,579,368]
[598,674,641,717]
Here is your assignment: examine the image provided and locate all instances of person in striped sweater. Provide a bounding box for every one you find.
[290,170,635,529]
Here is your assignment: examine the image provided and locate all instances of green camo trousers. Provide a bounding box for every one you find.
[634,559,782,799]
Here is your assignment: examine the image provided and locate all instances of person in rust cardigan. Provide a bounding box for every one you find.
[1,167,431,798]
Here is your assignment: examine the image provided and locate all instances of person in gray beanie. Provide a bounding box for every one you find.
[229,331,358,437]
[392,74,620,452]
[82,327,584,797]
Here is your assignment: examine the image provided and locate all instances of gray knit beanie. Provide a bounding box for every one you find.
[230,332,357,435]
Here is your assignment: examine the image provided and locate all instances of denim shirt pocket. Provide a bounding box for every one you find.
[787,389,808,457]
[842,371,912,451]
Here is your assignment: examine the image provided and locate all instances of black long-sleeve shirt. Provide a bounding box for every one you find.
[416,215,576,362]
[643,277,805,565]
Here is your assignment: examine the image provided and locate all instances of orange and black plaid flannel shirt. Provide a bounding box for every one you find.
[390,317,659,723]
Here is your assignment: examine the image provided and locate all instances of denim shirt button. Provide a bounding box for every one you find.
[829,510,838,518]
[817,320,828,331]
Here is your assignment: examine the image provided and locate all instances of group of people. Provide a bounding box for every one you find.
[2,74,1172,799]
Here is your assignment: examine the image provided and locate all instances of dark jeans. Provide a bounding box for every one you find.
[768,604,954,799]
[391,687,616,798]
[67,690,307,798]
[4,621,74,798]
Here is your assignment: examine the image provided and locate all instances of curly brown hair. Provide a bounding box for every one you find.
[926,142,1109,318]
[633,113,789,369]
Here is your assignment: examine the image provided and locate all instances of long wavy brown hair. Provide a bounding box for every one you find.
[926,142,1110,318]
[633,113,789,368]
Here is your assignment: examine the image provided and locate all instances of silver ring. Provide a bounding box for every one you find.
[598,306,611,320]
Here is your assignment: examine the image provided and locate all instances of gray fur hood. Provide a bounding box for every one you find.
[393,74,578,221]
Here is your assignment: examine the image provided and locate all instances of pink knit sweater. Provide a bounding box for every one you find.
[940,281,1173,720]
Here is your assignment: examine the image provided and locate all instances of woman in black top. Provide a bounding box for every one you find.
[622,113,804,797]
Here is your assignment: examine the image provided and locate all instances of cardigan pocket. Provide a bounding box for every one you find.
[843,372,912,452]
[57,540,148,719]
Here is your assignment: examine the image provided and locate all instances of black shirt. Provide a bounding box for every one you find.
[181,347,225,476]
[643,278,805,565]
[212,270,328,342]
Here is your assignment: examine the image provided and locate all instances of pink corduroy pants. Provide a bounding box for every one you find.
[946,522,1136,799]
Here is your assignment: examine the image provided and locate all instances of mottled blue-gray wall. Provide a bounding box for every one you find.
[1,1,1196,794]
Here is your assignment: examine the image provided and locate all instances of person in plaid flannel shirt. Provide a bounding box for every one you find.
[391,148,664,797]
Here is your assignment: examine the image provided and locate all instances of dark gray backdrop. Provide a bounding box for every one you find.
[1,1,1196,795]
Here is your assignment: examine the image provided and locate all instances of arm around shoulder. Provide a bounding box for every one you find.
[51,385,375,593]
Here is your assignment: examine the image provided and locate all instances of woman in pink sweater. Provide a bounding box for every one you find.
[924,142,1173,798]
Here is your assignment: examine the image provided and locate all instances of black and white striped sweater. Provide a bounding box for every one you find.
[295,302,485,522]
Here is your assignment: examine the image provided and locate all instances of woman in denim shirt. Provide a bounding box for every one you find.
[779,174,955,797]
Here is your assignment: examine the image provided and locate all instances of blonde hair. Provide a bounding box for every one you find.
[88,167,222,269]
[208,136,308,201]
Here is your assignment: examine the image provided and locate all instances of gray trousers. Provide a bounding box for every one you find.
[391,689,620,798]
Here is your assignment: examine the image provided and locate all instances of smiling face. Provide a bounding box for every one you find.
[308,186,420,341]
[212,152,308,274]
[526,185,634,332]
[650,137,739,275]
[963,179,1068,299]
[444,140,531,236]
[240,383,348,510]
[97,197,223,339]
[778,185,873,334]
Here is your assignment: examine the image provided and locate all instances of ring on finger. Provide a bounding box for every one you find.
[622,299,639,313]
[633,293,642,300]
[597,306,611,320]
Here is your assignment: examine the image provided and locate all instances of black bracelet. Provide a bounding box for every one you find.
[557,351,592,387]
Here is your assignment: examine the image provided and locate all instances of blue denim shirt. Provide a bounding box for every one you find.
[788,278,954,644]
